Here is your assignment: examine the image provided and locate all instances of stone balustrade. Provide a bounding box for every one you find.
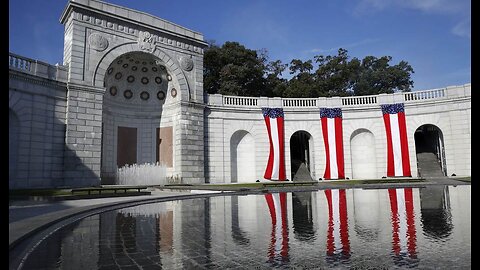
[9,53,68,83]
[207,83,471,109]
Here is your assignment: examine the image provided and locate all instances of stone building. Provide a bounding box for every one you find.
[9,0,471,189]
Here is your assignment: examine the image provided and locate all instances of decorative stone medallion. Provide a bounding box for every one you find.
[88,33,109,52]
[179,56,194,71]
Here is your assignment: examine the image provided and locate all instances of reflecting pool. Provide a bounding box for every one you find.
[19,185,470,269]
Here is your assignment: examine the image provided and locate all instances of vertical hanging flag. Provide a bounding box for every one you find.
[324,189,350,262]
[320,108,345,180]
[381,103,411,177]
[265,192,289,265]
[262,108,286,181]
[388,188,418,264]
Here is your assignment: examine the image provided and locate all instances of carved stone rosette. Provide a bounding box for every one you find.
[88,33,109,51]
[179,56,194,71]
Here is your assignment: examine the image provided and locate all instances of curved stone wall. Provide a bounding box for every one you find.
[205,84,471,183]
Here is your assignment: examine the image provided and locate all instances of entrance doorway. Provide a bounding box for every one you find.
[290,131,313,181]
[414,124,446,177]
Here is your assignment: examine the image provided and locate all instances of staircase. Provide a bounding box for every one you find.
[292,162,314,181]
[417,152,445,178]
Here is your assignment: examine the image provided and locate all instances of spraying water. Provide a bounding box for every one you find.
[116,162,167,186]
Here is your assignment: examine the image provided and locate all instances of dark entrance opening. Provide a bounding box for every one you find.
[117,126,137,167]
[290,131,313,181]
[414,124,446,177]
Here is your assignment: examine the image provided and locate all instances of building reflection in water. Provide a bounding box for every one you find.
[324,189,351,265]
[352,189,381,242]
[419,185,453,240]
[388,188,418,267]
[292,191,315,242]
[231,196,251,246]
[265,192,289,266]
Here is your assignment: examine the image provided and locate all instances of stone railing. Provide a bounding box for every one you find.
[223,95,258,106]
[207,83,470,109]
[283,98,317,107]
[9,52,68,83]
[341,95,377,106]
[404,88,446,101]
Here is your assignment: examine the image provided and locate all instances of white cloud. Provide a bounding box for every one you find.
[452,18,471,39]
[305,38,380,54]
[354,0,470,39]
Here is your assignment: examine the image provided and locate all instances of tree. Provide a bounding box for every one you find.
[203,41,267,96]
[203,42,414,98]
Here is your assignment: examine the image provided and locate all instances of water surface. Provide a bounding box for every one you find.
[20,185,471,269]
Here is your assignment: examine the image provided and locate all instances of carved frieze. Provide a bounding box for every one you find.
[73,11,204,54]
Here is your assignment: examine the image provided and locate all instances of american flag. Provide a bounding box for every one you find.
[262,108,286,181]
[324,189,350,261]
[320,108,345,179]
[381,103,412,177]
[388,188,418,264]
[265,192,289,265]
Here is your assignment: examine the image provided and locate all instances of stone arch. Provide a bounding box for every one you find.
[93,43,191,101]
[230,130,256,183]
[350,128,377,179]
[9,108,20,185]
[289,130,314,181]
[414,124,447,177]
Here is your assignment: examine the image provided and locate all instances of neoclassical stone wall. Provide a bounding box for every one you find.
[205,84,471,183]
[9,56,69,189]
[7,0,471,189]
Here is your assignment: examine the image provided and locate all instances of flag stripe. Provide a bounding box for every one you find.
[327,118,338,179]
[321,117,331,179]
[335,117,345,179]
[398,112,411,176]
[390,114,404,176]
[270,118,280,180]
[383,113,395,176]
[277,117,286,180]
[264,116,274,179]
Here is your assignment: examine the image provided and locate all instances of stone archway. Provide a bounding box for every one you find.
[414,124,446,177]
[101,51,175,184]
[230,130,256,183]
[290,131,314,181]
[350,129,377,179]
[93,43,191,102]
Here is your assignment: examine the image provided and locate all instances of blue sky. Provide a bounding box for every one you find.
[9,0,470,91]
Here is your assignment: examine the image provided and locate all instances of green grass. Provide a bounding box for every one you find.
[9,188,72,197]
[9,188,149,197]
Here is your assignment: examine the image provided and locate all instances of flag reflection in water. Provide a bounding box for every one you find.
[388,188,418,266]
[264,192,289,265]
[324,189,351,264]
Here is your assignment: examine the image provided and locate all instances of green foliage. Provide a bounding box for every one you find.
[203,41,414,98]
